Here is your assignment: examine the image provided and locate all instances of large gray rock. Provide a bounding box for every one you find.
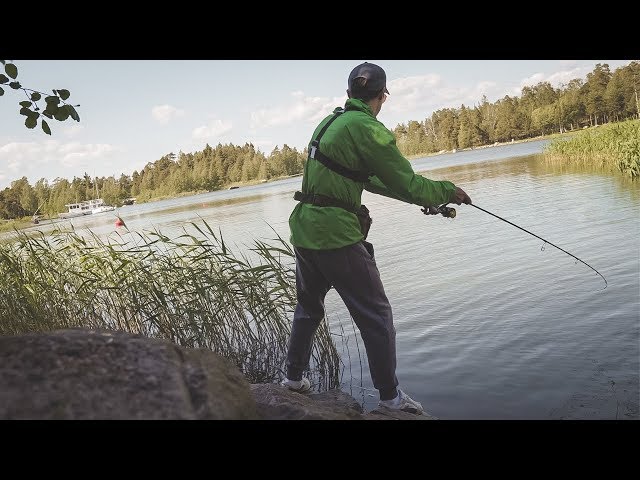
[364,407,437,420]
[251,383,365,420]
[0,328,258,420]
[0,328,436,420]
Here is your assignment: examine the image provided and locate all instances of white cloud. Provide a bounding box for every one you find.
[63,124,85,137]
[58,142,118,167]
[191,119,233,140]
[390,74,454,112]
[475,81,498,96]
[252,140,275,152]
[249,75,499,133]
[559,60,578,68]
[249,74,504,136]
[384,74,501,118]
[151,104,185,125]
[513,65,591,96]
[250,91,341,129]
[0,141,119,178]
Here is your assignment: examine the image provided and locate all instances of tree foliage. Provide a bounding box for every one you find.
[392,62,639,154]
[1,60,81,135]
[0,143,307,219]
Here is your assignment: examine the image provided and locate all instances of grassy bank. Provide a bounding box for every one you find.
[0,217,36,234]
[544,119,640,179]
[0,221,343,390]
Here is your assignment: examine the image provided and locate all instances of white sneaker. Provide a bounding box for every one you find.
[378,389,424,414]
[280,377,311,394]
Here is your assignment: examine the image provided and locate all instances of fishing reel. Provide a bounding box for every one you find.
[421,203,456,218]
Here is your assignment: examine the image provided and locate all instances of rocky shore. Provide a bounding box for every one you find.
[0,328,434,420]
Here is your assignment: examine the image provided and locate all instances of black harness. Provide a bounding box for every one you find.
[294,108,370,209]
[307,109,371,183]
[293,191,360,215]
[293,108,373,238]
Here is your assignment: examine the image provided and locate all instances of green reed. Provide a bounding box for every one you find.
[544,119,640,179]
[0,220,343,390]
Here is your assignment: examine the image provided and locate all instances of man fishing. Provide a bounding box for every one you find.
[281,62,472,414]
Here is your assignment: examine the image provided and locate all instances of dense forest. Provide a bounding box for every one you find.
[1,62,638,220]
[392,62,640,155]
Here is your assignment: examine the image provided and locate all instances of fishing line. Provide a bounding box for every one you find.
[469,203,607,289]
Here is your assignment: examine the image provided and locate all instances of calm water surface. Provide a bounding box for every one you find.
[19,139,640,419]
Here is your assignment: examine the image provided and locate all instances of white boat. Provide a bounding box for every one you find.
[58,201,93,218]
[58,198,115,218]
[90,199,116,214]
[86,198,116,214]
[91,205,116,214]
[89,181,116,214]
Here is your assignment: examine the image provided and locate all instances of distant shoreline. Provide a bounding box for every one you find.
[0,130,579,235]
[405,130,576,161]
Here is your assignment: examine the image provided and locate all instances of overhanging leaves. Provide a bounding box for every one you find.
[67,105,80,122]
[2,61,82,134]
[4,63,18,79]
[54,107,69,121]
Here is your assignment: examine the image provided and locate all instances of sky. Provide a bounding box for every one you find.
[0,59,633,190]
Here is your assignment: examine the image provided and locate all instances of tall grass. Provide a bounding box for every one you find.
[0,220,343,390]
[544,119,640,179]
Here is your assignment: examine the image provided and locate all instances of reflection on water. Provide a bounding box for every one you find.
[5,140,638,419]
[144,192,273,216]
[538,158,640,201]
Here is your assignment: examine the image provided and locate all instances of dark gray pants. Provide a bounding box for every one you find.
[285,241,398,397]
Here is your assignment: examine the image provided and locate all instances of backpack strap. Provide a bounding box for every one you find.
[309,109,371,183]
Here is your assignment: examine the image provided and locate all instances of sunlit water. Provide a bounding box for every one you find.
[14,139,639,419]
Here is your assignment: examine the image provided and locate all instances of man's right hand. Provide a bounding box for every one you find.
[451,186,472,205]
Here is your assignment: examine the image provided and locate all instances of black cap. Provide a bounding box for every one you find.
[348,62,390,100]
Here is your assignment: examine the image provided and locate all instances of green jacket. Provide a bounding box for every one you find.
[289,98,456,249]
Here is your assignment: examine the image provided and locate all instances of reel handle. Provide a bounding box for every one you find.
[421,204,456,218]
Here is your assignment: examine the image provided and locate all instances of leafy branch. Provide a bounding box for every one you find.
[1,60,81,135]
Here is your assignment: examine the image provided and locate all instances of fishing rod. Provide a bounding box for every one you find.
[422,203,608,289]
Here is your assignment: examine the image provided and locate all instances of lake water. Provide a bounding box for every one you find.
[17,139,640,419]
